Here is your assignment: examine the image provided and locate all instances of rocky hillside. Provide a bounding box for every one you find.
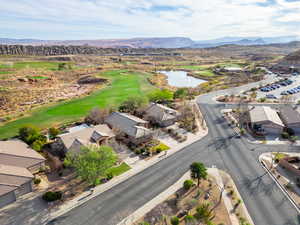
[0,45,177,56]
[274,49,300,70]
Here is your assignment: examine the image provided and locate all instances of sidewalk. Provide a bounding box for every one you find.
[209,168,240,225]
[49,104,208,221]
[259,152,300,213]
[118,168,254,225]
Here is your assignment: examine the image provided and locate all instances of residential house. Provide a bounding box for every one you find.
[0,164,33,208]
[105,112,152,145]
[248,106,284,135]
[0,140,45,208]
[57,124,115,154]
[279,106,300,133]
[145,103,181,127]
[0,140,46,173]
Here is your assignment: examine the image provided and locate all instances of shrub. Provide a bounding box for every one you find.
[285,183,292,190]
[139,222,150,225]
[170,216,179,225]
[290,135,298,142]
[34,178,41,185]
[31,139,45,152]
[185,214,195,222]
[42,191,62,202]
[258,97,266,102]
[281,132,289,139]
[183,179,194,190]
[106,172,114,180]
[286,127,295,136]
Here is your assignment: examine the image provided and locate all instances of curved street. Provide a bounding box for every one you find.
[48,83,300,225]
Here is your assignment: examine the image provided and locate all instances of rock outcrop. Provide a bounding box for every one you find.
[0,45,178,56]
[273,49,300,72]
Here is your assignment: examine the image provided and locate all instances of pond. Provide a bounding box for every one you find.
[159,71,207,88]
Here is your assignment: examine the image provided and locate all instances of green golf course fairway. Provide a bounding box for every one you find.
[0,70,154,139]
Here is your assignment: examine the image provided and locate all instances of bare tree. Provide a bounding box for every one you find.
[84,107,109,125]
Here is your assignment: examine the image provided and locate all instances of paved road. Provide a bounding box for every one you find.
[46,80,299,225]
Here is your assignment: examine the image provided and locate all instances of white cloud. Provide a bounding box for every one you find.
[0,0,299,39]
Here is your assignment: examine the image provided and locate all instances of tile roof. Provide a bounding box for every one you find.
[249,106,284,127]
[0,184,18,196]
[280,106,300,125]
[0,164,33,197]
[0,164,33,178]
[145,103,179,121]
[0,140,45,160]
[105,112,151,138]
[58,124,115,149]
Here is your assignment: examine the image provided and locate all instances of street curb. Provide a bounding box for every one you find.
[219,170,255,225]
[117,172,191,225]
[258,153,300,214]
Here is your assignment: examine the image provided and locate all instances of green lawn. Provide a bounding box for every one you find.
[217,62,247,68]
[0,70,155,139]
[0,61,63,70]
[0,71,13,75]
[27,75,50,79]
[194,70,215,77]
[180,65,211,71]
[106,162,131,177]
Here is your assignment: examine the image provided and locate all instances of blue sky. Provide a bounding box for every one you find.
[0,0,299,40]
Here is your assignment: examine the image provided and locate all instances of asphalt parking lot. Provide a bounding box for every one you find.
[256,74,300,101]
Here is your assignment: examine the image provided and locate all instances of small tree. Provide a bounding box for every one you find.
[190,162,207,187]
[19,125,47,150]
[183,179,194,190]
[49,127,60,139]
[148,89,173,104]
[84,107,109,125]
[64,145,117,186]
[170,216,179,225]
[118,96,148,114]
[174,88,188,99]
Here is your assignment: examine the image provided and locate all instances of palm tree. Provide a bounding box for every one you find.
[190,162,207,186]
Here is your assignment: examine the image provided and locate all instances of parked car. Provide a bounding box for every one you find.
[266,94,277,99]
[281,91,288,95]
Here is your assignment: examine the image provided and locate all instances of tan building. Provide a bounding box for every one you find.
[279,106,300,133]
[0,140,45,173]
[248,106,284,135]
[145,103,181,127]
[105,112,152,145]
[0,140,45,208]
[57,124,115,154]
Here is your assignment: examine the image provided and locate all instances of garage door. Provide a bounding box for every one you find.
[0,192,16,208]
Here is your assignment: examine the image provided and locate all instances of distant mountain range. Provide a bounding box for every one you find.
[0,36,299,49]
[191,36,300,48]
